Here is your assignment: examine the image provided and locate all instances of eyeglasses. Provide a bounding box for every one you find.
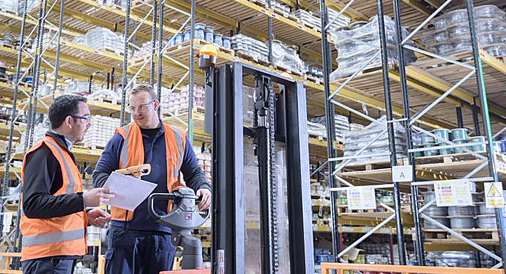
[71,115,92,121]
[129,99,155,113]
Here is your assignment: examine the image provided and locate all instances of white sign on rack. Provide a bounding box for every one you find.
[392,165,413,182]
[434,181,473,207]
[347,186,376,210]
[484,182,504,208]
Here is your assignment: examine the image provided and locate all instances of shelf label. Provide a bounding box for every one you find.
[435,181,473,207]
[392,165,413,182]
[484,182,504,208]
[347,186,376,210]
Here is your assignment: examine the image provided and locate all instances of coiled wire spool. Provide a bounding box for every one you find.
[448,206,476,216]
[478,202,496,215]
[449,216,475,229]
[424,217,450,229]
[477,215,497,228]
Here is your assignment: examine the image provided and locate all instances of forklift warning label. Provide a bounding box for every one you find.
[484,182,504,208]
[347,186,376,210]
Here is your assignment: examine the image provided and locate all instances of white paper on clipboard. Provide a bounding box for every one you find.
[102,172,157,211]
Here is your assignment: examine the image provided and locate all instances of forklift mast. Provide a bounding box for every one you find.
[205,63,314,274]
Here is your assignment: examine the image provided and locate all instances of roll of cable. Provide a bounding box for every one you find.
[449,216,475,229]
[448,206,476,216]
[477,215,497,228]
[0,60,6,80]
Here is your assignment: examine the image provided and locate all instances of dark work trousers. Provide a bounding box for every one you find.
[22,257,76,274]
[105,226,176,274]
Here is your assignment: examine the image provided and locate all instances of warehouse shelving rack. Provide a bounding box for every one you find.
[319,0,506,270]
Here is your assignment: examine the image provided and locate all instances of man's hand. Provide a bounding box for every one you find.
[84,188,116,207]
[196,188,211,210]
[87,208,111,227]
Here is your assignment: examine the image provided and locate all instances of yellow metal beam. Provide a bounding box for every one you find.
[326,0,368,21]
[406,65,506,121]
[480,49,506,75]
[0,10,80,37]
[424,0,442,8]
[401,0,434,16]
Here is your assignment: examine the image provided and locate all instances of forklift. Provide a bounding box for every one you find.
[149,44,315,274]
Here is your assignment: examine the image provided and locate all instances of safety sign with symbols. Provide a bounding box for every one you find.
[435,181,473,207]
[484,182,504,208]
[347,186,376,210]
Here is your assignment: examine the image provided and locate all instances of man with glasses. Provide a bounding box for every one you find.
[93,84,211,274]
[20,95,115,274]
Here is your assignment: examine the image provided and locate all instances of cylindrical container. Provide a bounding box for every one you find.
[477,215,497,228]
[424,144,439,156]
[470,136,486,152]
[214,34,223,46]
[448,206,476,216]
[425,206,448,217]
[422,132,435,144]
[479,203,496,215]
[451,128,468,140]
[414,145,424,158]
[450,216,475,229]
[195,23,206,40]
[223,37,231,49]
[453,139,468,154]
[438,143,453,155]
[175,33,184,45]
[493,141,502,154]
[433,128,450,143]
[424,217,450,229]
[205,26,214,42]
[423,191,436,202]
[184,27,191,42]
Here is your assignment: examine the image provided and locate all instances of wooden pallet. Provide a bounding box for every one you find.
[304,74,322,85]
[129,56,151,68]
[415,151,486,165]
[272,64,303,77]
[102,47,124,56]
[249,0,267,8]
[342,158,407,172]
[235,51,270,66]
[423,228,499,242]
[90,95,119,105]
[272,7,300,23]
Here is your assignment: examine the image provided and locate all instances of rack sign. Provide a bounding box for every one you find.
[434,181,473,207]
[347,186,376,210]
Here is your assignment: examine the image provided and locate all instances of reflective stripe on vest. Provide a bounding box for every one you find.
[22,228,85,247]
[20,136,87,261]
[111,122,186,221]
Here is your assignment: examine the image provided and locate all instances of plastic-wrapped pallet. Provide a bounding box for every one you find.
[85,27,125,53]
[193,147,212,183]
[310,114,350,142]
[0,0,18,13]
[292,8,350,32]
[272,40,304,74]
[231,34,269,63]
[424,5,506,57]
[18,0,38,14]
[426,251,477,267]
[330,16,417,80]
[163,85,205,115]
[343,116,406,164]
[82,116,120,148]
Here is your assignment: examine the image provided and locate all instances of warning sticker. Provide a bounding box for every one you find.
[484,182,504,208]
[435,181,473,207]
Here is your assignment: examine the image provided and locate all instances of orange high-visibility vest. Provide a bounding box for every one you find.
[20,136,87,261]
[111,122,186,221]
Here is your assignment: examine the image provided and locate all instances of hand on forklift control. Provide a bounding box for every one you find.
[84,188,116,207]
[197,188,211,210]
[87,208,111,227]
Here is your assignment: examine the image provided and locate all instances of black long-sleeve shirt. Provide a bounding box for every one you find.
[22,132,85,219]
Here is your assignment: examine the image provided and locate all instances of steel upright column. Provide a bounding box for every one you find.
[156,0,165,118]
[319,0,340,258]
[456,106,464,128]
[466,0,506,270]
[267,0,273,63]
[377,1,406,265]
[188,0,196,142]
[120,0,132,126]
[473,98,481,136]
[53,0,66,92]
[392,0,425,265]
[150,0,158,86]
